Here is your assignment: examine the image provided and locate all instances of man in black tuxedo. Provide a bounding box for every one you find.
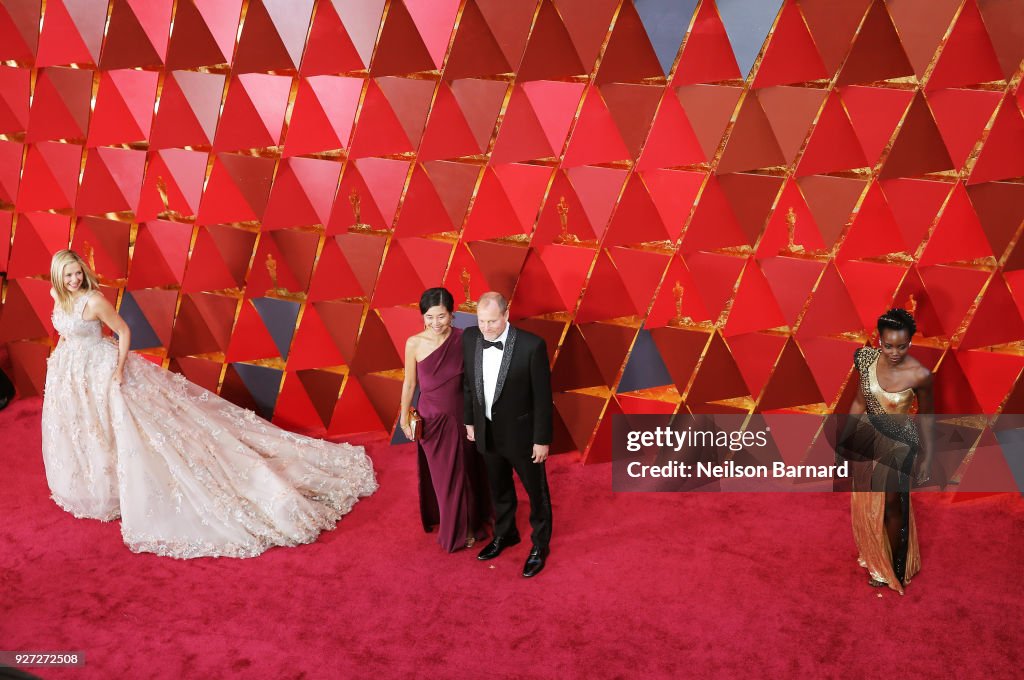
[463,292,553,577]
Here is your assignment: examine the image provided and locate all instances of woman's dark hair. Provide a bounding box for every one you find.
[419,287,455,315]
[877,308,917,338]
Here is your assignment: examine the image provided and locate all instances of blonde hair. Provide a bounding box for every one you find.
[50,249,100,314]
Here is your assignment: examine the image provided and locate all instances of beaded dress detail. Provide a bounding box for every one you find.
[41,291,377,559]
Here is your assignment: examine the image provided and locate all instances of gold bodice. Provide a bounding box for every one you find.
[868,353,915,415]
[854,347,919,446]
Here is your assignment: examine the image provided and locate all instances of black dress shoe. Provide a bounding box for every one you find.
[476,535,520,561]
[522,546,548,578]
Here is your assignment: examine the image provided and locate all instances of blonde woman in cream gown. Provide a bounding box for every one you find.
[41,250,377,558]
[845,309,934,594]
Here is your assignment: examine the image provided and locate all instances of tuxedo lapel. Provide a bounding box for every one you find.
[492,325,517,406]
[473,331,485,407]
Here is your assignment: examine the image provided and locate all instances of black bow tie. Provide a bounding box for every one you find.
[483,339,504,351]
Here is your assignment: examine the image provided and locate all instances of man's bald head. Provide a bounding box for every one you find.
[477,291,508,314]
[477,291,509,340]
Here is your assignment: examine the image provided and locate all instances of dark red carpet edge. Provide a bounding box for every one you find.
[1,396,1021,680]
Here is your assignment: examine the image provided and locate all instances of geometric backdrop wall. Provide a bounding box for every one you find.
[2,0,1024,466]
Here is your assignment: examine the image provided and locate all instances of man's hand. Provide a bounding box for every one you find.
[532,444,549,464]
[466,425,475,442]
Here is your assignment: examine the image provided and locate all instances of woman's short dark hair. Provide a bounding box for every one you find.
[419,287,455,315]
[877,308,917,338]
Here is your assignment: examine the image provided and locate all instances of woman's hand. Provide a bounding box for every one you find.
[399,338,419,442]
[914,453,932,486]
[112,368,124,386]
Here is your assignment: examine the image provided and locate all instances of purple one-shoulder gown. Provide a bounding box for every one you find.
[416,328,491,551]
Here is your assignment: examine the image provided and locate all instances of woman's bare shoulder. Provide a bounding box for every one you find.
[902,355,931,385]
[82,290,113,316]
[406,331,430,349]
[913,364,932,387]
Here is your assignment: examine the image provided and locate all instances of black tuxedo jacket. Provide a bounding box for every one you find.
[462,325,552,457]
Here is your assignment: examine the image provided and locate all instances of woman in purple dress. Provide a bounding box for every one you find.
[399,288,490,552]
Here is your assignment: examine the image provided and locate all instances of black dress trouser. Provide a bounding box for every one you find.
[483,420,552,550]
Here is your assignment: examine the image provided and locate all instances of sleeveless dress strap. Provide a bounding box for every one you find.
[77,289,97,310]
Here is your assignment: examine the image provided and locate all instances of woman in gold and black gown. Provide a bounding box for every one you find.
[843,309,934,594]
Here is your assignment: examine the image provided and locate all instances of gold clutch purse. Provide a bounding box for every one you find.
[408,407,423,441]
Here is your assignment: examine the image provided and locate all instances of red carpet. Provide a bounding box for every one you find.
[1,396,1021,679]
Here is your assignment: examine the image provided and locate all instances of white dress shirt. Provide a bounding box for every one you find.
[482,325,509,421]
